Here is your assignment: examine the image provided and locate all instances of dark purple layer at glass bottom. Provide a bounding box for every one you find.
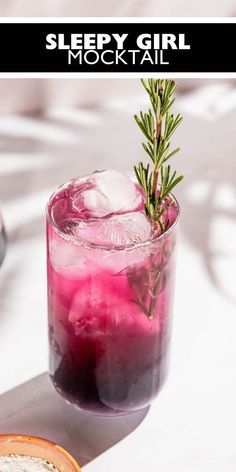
[49,333,169,416]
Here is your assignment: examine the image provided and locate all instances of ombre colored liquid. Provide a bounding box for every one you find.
[47,171,178,415]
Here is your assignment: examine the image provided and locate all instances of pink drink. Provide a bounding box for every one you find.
[47,170,178,415]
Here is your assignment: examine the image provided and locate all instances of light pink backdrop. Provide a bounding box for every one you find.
[1,0,236,17]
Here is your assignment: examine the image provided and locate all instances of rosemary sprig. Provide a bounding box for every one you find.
[134,79,183,232]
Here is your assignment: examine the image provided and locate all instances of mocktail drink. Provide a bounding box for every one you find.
[47,170,178,415]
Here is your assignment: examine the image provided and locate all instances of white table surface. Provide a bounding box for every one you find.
[1,81,236,471]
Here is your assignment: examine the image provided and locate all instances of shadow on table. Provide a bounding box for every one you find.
[0,373,148,466]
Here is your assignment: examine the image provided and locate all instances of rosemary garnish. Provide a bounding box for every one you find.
[134,79,183,233]
[127,79,183,320]
[128,238,174,320]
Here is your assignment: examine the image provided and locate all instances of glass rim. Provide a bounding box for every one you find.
[46,184,180,252]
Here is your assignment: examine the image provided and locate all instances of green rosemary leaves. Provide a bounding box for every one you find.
[134,79,183,232]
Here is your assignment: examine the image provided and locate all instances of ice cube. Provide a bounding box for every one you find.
[69,275,115,328]
[72,170,144,218]
[68,274,141,334]
[49,232,100,279]
[74,211,152,247]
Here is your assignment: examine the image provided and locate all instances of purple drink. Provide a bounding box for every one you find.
[47,170,178,415]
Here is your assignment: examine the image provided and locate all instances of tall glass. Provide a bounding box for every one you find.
[47,180,179,416]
